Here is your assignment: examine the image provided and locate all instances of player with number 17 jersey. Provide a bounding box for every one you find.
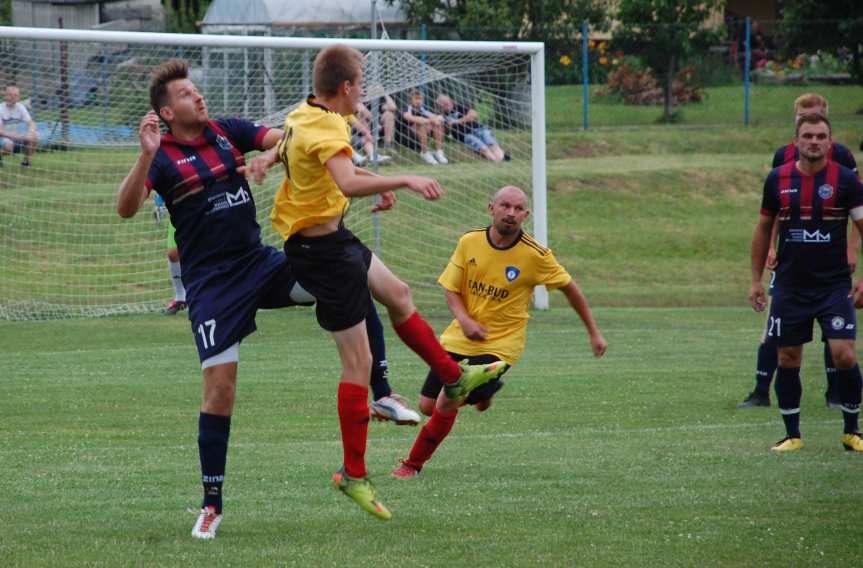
[146,117,301,361]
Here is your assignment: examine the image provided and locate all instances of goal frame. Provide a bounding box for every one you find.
[0,25,549,309]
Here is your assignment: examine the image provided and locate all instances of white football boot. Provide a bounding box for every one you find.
[191,505,223,540]
[371,393,421,425]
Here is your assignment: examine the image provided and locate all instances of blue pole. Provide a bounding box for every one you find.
[582,21,589,130]
[744,17,751,127]
[420,23,428,97]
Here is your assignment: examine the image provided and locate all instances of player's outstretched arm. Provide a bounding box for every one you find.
[560,280,606,357]
[750,213,774,311]
[117,112,160,218]
[326,152,442,200]
[243,145,279,185]
[444,290,487,341]
[354,167,396,212]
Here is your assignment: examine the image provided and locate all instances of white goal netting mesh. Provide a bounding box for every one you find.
[0,32,538,320]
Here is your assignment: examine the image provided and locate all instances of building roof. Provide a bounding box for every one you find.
[202,0,407,27]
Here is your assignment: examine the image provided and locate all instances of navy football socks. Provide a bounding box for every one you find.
[365,306,392,401]
[198,412,231,513]
[837,365,862,434]
[754,341,778,395]
[775,367,802,438]
[823,343,839,400]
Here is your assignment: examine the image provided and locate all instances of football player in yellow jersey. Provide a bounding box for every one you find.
[252,45,508,519]
[391,185,608,478]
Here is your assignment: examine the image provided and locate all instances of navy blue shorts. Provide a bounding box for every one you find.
[284,227,373,332]
[765,286,856,347]
[420,352,510,405]
[185,246,302,363]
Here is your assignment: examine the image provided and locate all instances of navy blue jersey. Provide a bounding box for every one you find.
[146,118,271,281]
[442,102,482,142]
[772,142,858,173]
[761,161,863,290]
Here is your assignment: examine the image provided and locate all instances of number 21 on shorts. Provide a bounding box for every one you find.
[767,316,781,338]
[198,319,217,349]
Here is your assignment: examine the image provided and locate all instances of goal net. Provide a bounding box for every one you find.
[0,28,545,320]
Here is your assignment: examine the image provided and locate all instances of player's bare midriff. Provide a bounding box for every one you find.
[298,215,341,237]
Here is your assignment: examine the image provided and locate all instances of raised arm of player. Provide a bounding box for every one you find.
[560,280,607,357]
[750,213,774,311]
[325,151,443,200]
[241,127,284,185]
[444,289,487,341]
[117,111,160,218]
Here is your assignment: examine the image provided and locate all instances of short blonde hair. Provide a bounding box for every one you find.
[313,45,364,97]
[794,93,828,115]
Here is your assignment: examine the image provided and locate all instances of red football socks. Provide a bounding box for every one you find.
[394,311,461,384]
[337,382,369,478]
[405,407,459,470]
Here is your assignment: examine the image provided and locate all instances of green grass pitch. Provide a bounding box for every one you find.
[2,84,863,566]
[2,308,862,566]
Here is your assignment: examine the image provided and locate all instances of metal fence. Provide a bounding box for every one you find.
[216,17,861,131]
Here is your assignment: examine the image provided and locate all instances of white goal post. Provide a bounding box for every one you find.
[0,26,547,319]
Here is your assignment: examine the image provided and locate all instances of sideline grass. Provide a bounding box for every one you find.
[2,308,862,567]
[547,84,863,130]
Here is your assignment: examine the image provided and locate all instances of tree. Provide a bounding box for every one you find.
[163,0,211,34]
[779,0,863,93]
[0,0,10,26]
[614,0,722,122]
[389,0,608,58]
[391,0,607,39]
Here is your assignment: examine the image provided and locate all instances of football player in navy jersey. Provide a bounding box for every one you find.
[749,113,863,453]
[771,94,858,173]
[115,60,417,540]
[739,93,859,410]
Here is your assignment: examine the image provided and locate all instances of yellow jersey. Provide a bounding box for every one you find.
[438,228,572,365]
[270,97,353,239]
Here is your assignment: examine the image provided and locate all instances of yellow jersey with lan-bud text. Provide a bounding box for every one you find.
[438,227,572,365]
[270,96,354,240]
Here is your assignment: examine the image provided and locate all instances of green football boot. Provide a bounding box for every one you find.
[444,359,509,401]
[332,468,392,520]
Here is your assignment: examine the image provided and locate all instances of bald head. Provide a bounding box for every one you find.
[489,185,529,239]
[492,185,528,206]
[436,94,453,113]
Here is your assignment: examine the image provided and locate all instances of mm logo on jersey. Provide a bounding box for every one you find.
[208,187,251,214]
[788,229,830,243]
[226,188,250,207]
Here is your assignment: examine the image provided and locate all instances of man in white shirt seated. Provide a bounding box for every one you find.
[0,85,37,167]
[402,89,448,166]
